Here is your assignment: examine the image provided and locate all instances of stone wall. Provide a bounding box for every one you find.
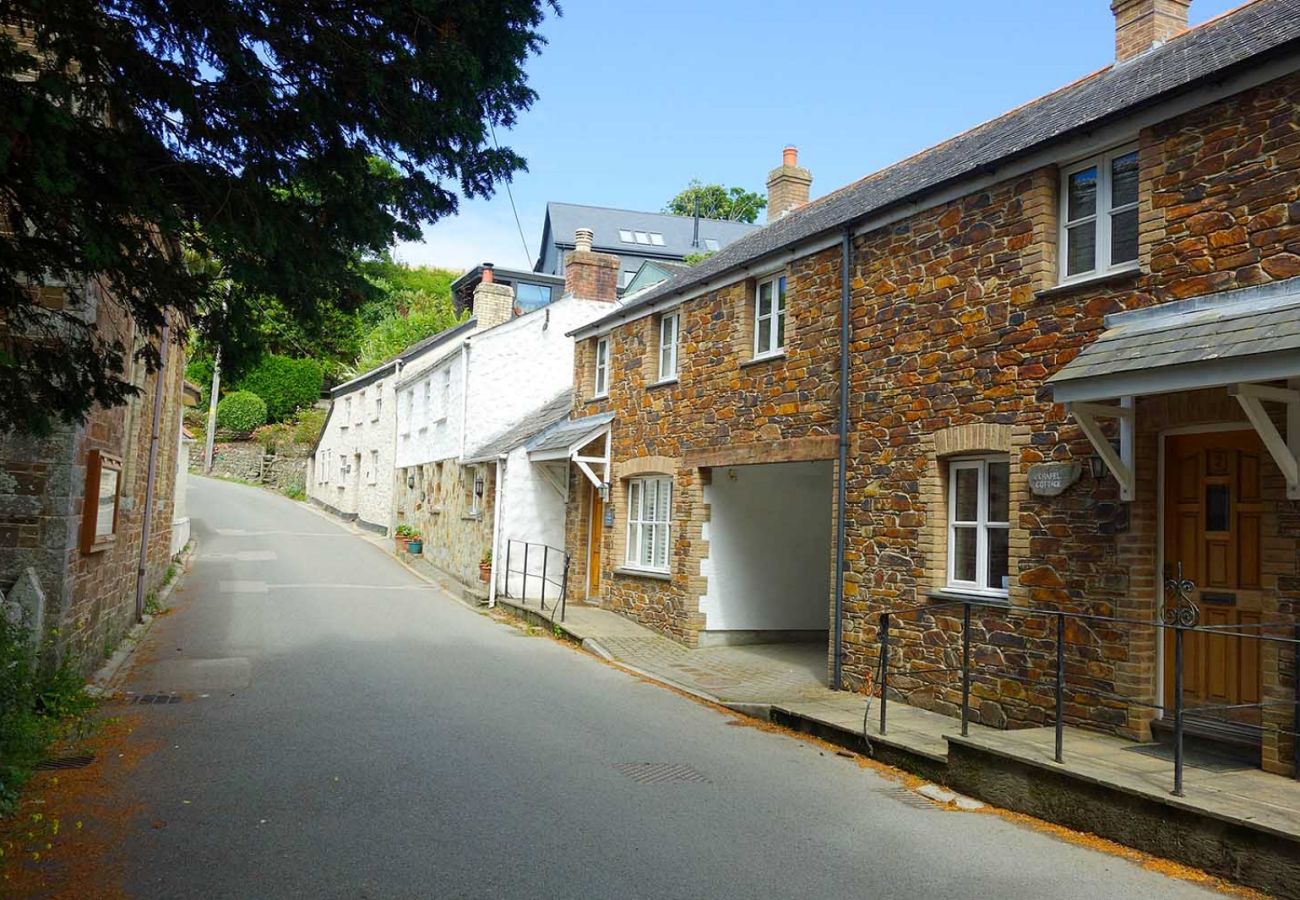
[568,67,1300,756]
[0,286,187,672]
[395,457,494,588]
[193,440,308,494]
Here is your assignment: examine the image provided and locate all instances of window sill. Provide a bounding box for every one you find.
[1036,267,1140,300]
[613,566,672,582]
[586,395,609,406]
[925,588,1011,608]
[741,351,786,369]
[647,377,678,391]
[461,513,483,521]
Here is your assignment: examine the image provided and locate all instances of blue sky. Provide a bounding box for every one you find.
[395,0,1243,273]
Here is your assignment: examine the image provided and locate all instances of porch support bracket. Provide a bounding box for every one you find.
[1066,399,1135,501]
[537,463,569,501]
[1228,381,1300,499]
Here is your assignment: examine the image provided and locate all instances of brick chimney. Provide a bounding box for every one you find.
[563,228,619,302]
[766,146,813,222]
[472,262,515,329]
[1112,0,1190,62]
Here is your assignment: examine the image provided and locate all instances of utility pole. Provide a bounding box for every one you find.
[203,344,221,473]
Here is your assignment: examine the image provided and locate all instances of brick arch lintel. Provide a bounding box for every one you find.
[933,423,1013,458]
[614,455,680,480]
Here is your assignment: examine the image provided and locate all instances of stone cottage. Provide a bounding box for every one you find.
[393,234,621,593]
[0,281,194,673]
[562,0,1300,776]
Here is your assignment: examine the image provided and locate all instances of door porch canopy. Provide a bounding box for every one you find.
[526,411,614,498]
[1047,277,1300,502]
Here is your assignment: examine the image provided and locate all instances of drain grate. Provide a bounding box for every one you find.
[614,762,710,785]
[131,693,183,705]
[874,785,943,810]
[36,754,95,771]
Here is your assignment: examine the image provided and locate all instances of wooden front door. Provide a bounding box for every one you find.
[588,487,604,600]
[1162,431,1264,725]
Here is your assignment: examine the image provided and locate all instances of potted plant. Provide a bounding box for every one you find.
[407,532,423,555]
[395,523,417,553]
[478,549,492,583]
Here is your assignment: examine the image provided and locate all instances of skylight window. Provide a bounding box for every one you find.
[649,232,665,246]
[634,231,651,244]
[618,229,634,242]
[703,238,720,252]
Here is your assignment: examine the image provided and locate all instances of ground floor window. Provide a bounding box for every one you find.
[626,476,672,571]
[947,457,1009,595]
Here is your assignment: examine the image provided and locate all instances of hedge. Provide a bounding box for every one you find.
[216,390,268,434]
[235,355,324,422]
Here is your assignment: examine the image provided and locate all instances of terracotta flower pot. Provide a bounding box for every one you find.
[479,563,491,583]
[395,536,411,553]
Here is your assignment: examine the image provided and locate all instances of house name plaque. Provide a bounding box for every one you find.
[1027,462,1082,497]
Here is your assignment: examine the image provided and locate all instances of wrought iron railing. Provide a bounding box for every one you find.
[498,539,570,622]
[875,580,1300,796]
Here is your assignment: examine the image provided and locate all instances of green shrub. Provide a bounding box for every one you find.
[0,618,95,815]
[291,407,327,446]
[253,422,293,454]
[235,355,324,422]
[216,390,267,434]
[281,471,306,501]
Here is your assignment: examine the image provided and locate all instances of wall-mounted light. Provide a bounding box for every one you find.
[407,473,416,489]
[599,481,610,502]
[1088,455,1106,480]
[474,472,485,499]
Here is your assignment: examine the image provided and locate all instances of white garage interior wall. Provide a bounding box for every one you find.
[700,461,833,643]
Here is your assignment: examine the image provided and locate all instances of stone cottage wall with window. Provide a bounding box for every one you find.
[568,248,843,644]
[841,69,1300,742]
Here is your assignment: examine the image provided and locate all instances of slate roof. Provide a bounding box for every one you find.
[584,0,1300,331]
[539,202,758,262]
[527,411,615,456]
[1048,276,1300,389]
[464,390,576,462]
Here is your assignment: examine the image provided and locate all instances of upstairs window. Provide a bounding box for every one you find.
[626,476,672,572]
[658,312,679,382]
[1061,145,1139,282]
[754,274,787,358]
[342,397,352,427]
[947,457,1010,596]
[593,337,609,398]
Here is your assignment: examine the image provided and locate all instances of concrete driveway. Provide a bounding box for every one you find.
[103,476,1218,899]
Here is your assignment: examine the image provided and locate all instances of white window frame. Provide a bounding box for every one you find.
[1059,143,1140,284]
[437,368,451,423]
[342,397,352,428]
[625,476,672,572]
[946,456,1010,597]
[367,449,379,485]
[753,274,787,359]
[593,337,609,398]
[372,382,383,421]
[401,388,413,436]
[658,312,679,382]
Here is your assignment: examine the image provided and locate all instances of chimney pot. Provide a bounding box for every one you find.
[574,227,594,254]
[1111,0,1190,62]
[481,263,494,284]
[783,146,798,167]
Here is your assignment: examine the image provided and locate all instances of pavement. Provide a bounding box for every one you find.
[85,476,1222,898]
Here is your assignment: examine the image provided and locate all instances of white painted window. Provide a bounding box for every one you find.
[367,450,378,484]
[338,453,348,487]
[593,337,609,397]
[319,450,328,483]
[419,379,431,432]
[626,476,672,572]
[401,388,413,435]
[356,390,366,424]
[436,368,450,423]
[342,397,352,427]
[658,312,679,381]
[1060,144,1139,283]
[372,382,382,421]
[947,457,1010,596]
[753,274,786,358]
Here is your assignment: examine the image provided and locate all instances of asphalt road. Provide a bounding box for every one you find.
[111,476,1216,899]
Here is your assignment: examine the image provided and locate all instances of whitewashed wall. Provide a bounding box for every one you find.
[308,368,399,531]
[396,347,464,470]
[497,445,568,597]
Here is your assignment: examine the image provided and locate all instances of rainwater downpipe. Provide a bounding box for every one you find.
[487,454,506,607]
[134,316,170,624]
[833,227,852,691]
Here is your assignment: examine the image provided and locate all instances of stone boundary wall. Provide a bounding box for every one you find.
[191,440,308,495]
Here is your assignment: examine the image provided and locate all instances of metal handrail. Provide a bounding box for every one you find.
[498,539,570,623]
[875,596,1300,796]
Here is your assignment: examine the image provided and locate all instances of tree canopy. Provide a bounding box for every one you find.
[0,0,557,432]
[664,180,766,224]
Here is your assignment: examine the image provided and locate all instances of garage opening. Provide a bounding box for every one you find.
[699,460,833,659]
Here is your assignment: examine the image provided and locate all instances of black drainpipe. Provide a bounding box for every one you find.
[833,227,852,691]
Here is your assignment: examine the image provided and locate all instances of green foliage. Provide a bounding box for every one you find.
[354,288,465,374]
[1,1,558,432]
[291,408,328,446]
[396,524,420,538]
[664,180,766,223]
[215,391,268,434]
[185,354,216,409]
[235,355,324,422]
[281,472,306,501]
[252,422,293,454]
[682,251,718,266]
[0,619,95,815]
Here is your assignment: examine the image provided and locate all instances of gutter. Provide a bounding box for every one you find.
[833,228,850,691]
[487,454,506,607]
[134,316,170,624]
